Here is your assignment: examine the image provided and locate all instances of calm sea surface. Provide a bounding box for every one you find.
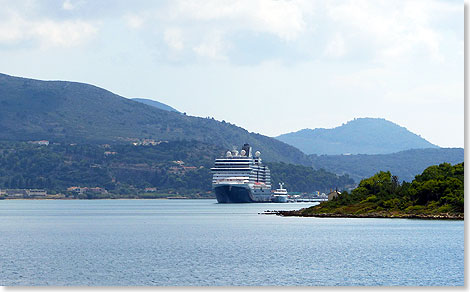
[0,199,464,286]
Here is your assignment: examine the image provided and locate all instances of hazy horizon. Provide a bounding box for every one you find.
[0,0,463,148]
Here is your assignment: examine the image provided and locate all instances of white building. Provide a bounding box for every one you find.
[26,189,48,197]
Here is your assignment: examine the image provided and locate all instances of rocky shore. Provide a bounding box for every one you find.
[262,209,464,220]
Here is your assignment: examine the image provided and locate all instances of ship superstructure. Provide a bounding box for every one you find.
[272,183,289,203]
[211,143,271,203]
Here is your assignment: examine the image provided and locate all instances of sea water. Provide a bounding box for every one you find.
[0,199,464,286]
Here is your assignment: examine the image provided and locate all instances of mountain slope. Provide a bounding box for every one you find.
[309,148,463,183]
[0,73,310,165]
[131,98,179,112]
[0,140,354,194]
[276,118,439,155]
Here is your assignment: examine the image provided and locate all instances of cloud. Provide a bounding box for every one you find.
[124,0,316,63]
[33,19,97,47]
[164,28,184,51]
[0,10,98,48]
[0,0,461,68]
[193,31,228,60]
[325,0,460,63]
[171,0,314,41]
[126,0,460,66]
[124,13,145,29]
[62,0,75,11]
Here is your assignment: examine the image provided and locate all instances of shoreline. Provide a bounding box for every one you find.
[0,197,216,201]
[264,210,464,220]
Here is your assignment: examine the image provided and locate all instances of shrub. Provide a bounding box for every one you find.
[360,195,377,204]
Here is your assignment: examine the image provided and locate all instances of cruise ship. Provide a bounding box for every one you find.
[211,144,272,203]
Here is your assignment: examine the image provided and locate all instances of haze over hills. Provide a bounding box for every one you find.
[131,98,179,113]
[0,73,310,165]
[276,118,439,155]
[310,148,464,183]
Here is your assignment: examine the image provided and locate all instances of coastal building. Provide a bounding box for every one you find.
[25,189,47,197]
[6,189,27,197]
[328,190,341,201]
[169,164,197,175]
[29,140,49,146]
[67,186,87,194]
[67,186,108,194]
[88,187,108,194]
[133,139,168,146]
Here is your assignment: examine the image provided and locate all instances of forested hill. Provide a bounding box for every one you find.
[0,141,353,195]
[310,148,464,183]
[276,118,439,155]
[0,73,309,165]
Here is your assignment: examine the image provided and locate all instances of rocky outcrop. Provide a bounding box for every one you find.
[263,210,464,220]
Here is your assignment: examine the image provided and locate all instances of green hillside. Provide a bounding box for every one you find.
[0,73,309,165]
[310,148,464,183]
[276,118,439,155]
[0,141,353,196]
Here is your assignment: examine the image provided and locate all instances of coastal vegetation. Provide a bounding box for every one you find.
[278,162,464,219]
[0,141,353,198]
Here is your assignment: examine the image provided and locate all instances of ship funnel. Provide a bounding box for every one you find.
[242,143,252,157]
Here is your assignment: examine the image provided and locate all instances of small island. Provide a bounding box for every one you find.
[270,162,464,220]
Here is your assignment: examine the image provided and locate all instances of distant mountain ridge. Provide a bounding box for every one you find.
[310,148,463,183]
[276,118,439,155]
[0,73,310,165]
[131,98,179,113]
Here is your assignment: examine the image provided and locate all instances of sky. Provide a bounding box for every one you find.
[0,0,464,148]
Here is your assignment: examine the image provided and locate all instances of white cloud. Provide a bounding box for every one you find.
[172,0,314,41]
[33,20,97,47]
[164,28,184,51]
[325,0,459,63]
[124,13,145,29]
[193,31,228,60]
[0,11,98,48]
[119,0,460,66]
[0,12,27,44]
[62,0,75,11]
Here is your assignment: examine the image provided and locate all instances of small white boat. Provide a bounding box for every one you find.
[272,183,289,203]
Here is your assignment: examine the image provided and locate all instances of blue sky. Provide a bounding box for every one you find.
[0,0,463,147]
